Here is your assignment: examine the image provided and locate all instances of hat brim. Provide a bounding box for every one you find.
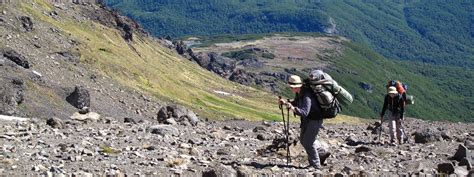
[289,84,303,88]
[388,91,398,94]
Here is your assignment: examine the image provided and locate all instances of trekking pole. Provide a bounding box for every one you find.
[278,96,289,166]
[378,118,383,142]
[278,96,287,134]
[400,119,410,143]
[286,99,292,164]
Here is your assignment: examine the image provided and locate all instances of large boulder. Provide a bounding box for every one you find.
[414,128,443,144]
[66,86,90,109]
[157,104,199,126]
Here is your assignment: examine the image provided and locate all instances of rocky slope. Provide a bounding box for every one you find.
[1,116,473,176]
[0,0,283,122]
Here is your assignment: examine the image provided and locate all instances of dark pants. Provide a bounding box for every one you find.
[300,118,324,166]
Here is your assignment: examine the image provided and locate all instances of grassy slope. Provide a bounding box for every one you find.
[18,1,368,123]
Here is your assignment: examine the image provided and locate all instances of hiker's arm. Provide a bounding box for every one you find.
[399,97,405,119]
[380,95,388,117]
[293,96,311,117]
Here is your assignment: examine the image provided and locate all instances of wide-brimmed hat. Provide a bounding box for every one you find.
[288,75,303,88]
[387,86,398,94]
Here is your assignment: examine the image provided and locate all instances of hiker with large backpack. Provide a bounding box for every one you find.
[278,74,329,170]
[380,86,406,145]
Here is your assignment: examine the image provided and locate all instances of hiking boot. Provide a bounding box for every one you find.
[304,164,322,171]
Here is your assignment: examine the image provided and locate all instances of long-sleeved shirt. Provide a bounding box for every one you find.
[291,87,323,120]
[380,94,405,118]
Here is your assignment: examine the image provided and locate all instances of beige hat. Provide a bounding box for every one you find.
[288,75,303,88]
[387,86,398,94]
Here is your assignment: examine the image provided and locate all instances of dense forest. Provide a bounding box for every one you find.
[105,0,474,67]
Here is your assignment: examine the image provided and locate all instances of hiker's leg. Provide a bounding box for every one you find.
[302,119,323,166]
[396,118,404,144]
[388,113,396,143]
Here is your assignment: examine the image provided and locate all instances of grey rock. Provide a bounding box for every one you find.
[188,138,202,145]
[56,51,80,63]
[256,134,267,141]
[1,48,30,68]
[169,104,187,119]
[157,107,170,121]
[253,126,266,133]
[203,164,236,177]
[186,111,199,126]
[438,162,455,174]
[157,104,199,125]
[20,16,33,31]
[82,149,94,156]
[223,125,232,130]
[0,58,4,66]
[190,52,211,67]
[123,117,136,124]
[414,128,442,144]
[345,136,361,146]
[145,146,156,151]
[355,146,371,153]
[70,112,100,122]
[216,149,229,156]
[46,117,64,129]
[149,125,179,136]
[165,118,177,125]
[66,86,90,109]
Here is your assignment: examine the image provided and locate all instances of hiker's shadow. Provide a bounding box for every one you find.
[244,162,302,169]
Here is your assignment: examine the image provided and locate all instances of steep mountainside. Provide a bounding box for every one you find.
[0,0,295,122]
[104,0,474,67]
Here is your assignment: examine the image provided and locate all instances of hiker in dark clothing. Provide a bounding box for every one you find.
[279,75,329,169]
[380,86,406,145]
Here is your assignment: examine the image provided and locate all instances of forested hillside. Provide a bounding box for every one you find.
[105,0,474,67]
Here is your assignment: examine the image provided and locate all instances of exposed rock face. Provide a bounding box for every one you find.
[66,86,90,109]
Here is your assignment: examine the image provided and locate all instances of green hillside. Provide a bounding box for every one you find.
[328,42,473,122]
[189,33,473,122]
[104,0,474,67]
